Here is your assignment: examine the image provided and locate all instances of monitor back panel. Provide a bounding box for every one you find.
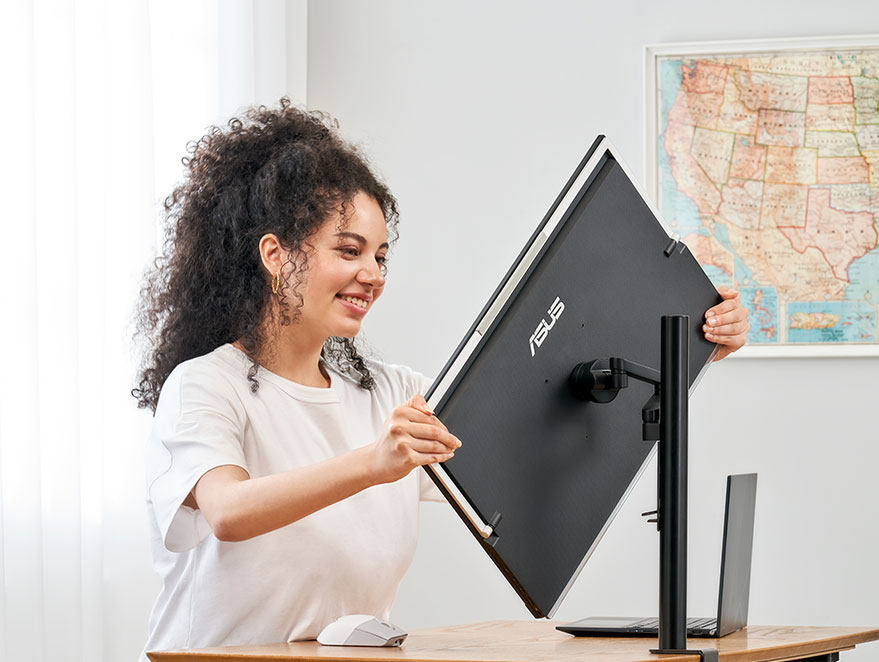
[428,150,720,618]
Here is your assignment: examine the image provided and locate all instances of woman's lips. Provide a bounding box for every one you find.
[336,294,369,315]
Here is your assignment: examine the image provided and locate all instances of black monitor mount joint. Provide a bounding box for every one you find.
[567,315,717,662]
[569,356,661,442]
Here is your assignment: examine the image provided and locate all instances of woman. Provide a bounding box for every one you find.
[133,100,748,656]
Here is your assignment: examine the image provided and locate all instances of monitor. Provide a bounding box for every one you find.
[423,135,721,618]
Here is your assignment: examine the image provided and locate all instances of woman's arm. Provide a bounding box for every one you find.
[191,395,459,542]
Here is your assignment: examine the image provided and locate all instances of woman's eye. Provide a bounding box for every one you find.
[338,247,359,257]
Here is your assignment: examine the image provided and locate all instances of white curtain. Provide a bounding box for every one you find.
[0,1,296,660]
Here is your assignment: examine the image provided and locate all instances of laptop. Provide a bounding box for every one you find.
[557,473,757,638]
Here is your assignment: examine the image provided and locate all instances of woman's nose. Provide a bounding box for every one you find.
[358,263,385,287]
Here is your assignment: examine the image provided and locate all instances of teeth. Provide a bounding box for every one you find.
[342,295,368,309]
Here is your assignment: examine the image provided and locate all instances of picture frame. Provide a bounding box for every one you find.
[645,35,879,357]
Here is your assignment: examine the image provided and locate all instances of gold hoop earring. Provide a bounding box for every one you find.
[271,272,280,295]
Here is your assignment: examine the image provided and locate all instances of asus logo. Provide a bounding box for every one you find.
[529,296,565,357]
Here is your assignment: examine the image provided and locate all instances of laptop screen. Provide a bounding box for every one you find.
[717,473,758,635]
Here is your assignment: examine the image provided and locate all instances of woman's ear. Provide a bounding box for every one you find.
[258,234,284,277]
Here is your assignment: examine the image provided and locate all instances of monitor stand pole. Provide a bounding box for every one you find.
[569,315,717,662]
[650,316,716,661]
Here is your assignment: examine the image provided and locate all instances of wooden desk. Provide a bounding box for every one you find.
[147,620,879,662]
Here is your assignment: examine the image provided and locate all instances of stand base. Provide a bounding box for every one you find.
[650,648,718,662]
[648,647,839,662]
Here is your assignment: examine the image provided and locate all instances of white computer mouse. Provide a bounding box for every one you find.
[317,614,408,647]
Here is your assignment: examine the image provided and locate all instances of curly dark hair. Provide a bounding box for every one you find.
[133,98,399,412]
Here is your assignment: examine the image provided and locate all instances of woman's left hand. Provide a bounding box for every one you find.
[704,286,750,361]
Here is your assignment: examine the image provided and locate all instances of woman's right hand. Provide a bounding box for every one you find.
[368,394,461,485]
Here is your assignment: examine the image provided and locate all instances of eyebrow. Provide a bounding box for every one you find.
[334,231,389,250]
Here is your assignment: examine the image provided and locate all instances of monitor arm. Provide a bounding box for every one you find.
[568,357,661,441]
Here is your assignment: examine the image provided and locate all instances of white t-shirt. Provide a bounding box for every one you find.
[142,344,441,659]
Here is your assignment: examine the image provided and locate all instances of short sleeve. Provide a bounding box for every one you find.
[145,362,248,552]
[389,363,433,403]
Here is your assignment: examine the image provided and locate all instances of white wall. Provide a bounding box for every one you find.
[305,2,879,659]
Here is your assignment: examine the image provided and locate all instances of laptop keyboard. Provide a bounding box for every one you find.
[629,617,717,632]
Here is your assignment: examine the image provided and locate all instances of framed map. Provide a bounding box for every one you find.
[646,36,879,356]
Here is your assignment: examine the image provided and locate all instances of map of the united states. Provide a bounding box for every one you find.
[658,49,879,347]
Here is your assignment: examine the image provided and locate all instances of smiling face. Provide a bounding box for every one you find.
[290,191,389,341]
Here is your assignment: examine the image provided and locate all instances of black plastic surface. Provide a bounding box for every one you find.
[426,147,721,617]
